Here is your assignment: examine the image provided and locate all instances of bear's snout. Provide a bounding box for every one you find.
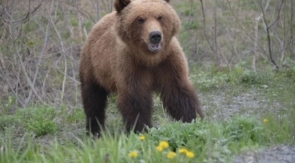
[148,31,162,52]
[149,31,162,44]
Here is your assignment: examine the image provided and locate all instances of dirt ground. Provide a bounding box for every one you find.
[232,145,295,163]
[199,87,295,163]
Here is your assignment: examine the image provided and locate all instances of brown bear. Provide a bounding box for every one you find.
[79,0,204,136]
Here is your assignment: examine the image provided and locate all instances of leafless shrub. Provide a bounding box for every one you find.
[179,0,294,69]
[0,0,114,109]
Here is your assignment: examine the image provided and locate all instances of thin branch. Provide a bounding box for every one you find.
[199,0,216,56]
[0,76,25,108]
[226,0,268,58]
[25,5,51,105]
[96,0,100,20]
[258,0,284,70]
[291,0,294,58]
[61,55,68,102]
[1,0,43,24]
[16,46,44,104]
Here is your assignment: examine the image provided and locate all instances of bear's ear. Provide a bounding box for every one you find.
[164,0,170,2]
[114,0,131,13]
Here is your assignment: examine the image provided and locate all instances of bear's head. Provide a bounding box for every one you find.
[115,0,180,55]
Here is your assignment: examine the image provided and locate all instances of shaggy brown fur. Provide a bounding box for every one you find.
[79,0,204,136]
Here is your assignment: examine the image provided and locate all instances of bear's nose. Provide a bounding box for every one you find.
[149,31,162,44]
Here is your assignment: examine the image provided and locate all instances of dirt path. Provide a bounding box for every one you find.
[232,145,295,163]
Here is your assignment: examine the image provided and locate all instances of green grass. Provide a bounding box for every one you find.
[1,65,295,163]
[0,115,293,163]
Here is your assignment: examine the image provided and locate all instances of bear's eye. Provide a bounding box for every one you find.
[137,18,145,23]
[157,16,163,21]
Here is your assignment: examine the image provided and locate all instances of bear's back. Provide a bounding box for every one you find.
[86,12,119,91]
[87,12,118,47]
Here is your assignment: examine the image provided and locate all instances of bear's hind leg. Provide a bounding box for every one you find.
[81,81,108,136]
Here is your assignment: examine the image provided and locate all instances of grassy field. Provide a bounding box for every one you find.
[0,0,294,162]
[1,65,295,163]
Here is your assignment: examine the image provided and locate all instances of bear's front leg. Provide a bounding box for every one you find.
[160,81,203,122]
[156,55,204,122]
[117,88,153,133]
[116,67,153,133]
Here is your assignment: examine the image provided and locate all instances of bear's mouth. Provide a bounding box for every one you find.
[148,44,161,52]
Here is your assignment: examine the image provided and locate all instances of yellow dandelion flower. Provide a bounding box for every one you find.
[186,151,194,158]
[156,146,163,152]
[128,151,138,158]
[138,135,145,141]
[159,141,169,149]
[263,118,269,123]
[166,151,176,159]
[178,147,188,154]
[236,67,243,74]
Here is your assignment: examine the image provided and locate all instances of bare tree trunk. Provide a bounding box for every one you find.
[0,51,5,69]
[291,0,294,60]
[213,0,220,67]
[96,0,100,20]
[279,2,286,66]
[77,0,83,45]
[253,14,262,71]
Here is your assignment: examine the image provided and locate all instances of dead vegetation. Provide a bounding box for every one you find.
[0,0,294,109]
